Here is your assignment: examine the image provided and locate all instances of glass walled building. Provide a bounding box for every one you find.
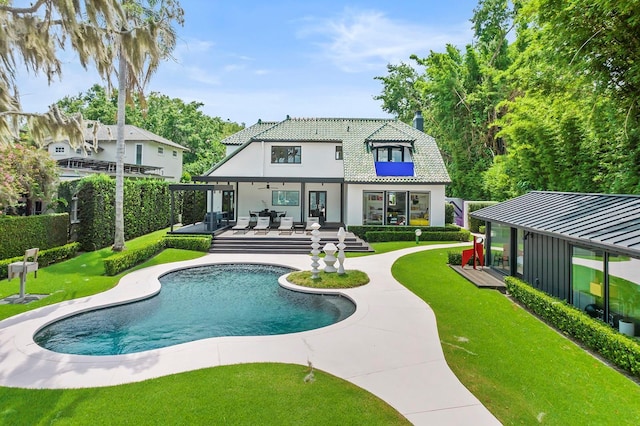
[472,191,640,337]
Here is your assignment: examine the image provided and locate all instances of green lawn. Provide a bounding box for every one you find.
[0,230,408,425]
[392,248,640,425]
[0,229,204,321]
[4,235,638,424]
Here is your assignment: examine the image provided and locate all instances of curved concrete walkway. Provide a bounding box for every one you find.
[0,243,500,425]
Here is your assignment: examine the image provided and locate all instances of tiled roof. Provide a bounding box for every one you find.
[471,191,640,257]
[220,121,279,145]
[85,124,189,151]
[245,117,450,184]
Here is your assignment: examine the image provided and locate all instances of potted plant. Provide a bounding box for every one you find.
[618,287,637,337]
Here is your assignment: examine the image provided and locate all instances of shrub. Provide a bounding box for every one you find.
[163,235,211,252]
[363,229,470,243]
[445,203,454,224]
[467,201,498,233]
[63,175,171,252]
[479,225,486,234]
[103,240,166,276]
[0,214,69,259]
[0,242,80,279]
[348,225,460,240]
[505,276,640,378]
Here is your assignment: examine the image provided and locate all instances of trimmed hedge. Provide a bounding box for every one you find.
[0,242,80,279]
[164,235,212,252]
[348,225,460,240]
[364,230,470,243]
[467,201,498,233]
[505,276,640,378]
[60,175,171,252]
[0,214,69,259]
[103,236,211,276]
[445,203,454,224]
[103,240,166,276]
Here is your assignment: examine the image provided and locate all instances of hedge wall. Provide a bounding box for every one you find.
[445,203,454,224]
[364,230,470,243]
[181,190,206,225]
[0,214,69,259]
[348,225,461,240]
[60,175,171,252]
[505,276,640,378]
[0,242,80,279]
[467,201,498,233]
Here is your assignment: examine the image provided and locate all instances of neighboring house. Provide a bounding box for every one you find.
[471,191,640,336]
[193,114,451,227]
[48,124,188,182]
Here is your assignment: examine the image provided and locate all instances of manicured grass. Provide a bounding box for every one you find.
[0,230,407,424]
[0,229,205,321]
[347,240,460,257]
[392,248,640,425]
[0,363,409,425]
[287,269,370,288]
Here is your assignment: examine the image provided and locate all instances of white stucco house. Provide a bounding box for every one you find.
[48,124,188,182]
[193,114,450,227]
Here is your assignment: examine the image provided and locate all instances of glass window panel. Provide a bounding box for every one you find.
[363,192,383,225]
[609,255,639,334]
[490,223,511,273]
[409,192,429,226]
[572,247,605,320]
[386,191,407,225]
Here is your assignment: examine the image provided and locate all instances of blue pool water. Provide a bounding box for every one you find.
[34,264,356,356]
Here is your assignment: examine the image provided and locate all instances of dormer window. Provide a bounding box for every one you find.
[370,143,415,177]
[374,146,410,162]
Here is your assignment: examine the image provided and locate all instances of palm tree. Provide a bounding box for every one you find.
[100,0,184,251]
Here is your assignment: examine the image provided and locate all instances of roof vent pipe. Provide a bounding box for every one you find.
[413,111,424,132]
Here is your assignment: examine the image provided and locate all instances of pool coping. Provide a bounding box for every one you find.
[0,244,500,425]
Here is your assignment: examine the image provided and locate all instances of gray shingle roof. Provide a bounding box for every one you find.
[215,117,450,184]
[85,124,189,151]
[471,191,640,257]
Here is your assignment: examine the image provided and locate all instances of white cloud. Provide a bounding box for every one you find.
[298,8,472,73]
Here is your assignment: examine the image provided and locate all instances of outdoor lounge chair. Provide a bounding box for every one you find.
[278,217,294,234]
[232,217,250,234]
[305,216,320,234]
[253,216,271,234]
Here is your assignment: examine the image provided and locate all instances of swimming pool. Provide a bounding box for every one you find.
[34,264,356,356]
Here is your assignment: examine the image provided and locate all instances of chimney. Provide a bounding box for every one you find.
[413,111,424,132]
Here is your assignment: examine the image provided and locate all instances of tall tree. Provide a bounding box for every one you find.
[100,0,184,251]
[58,86,244,177]
[0,0,127,147]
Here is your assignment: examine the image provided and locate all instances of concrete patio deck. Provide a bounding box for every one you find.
[0,243,500,425]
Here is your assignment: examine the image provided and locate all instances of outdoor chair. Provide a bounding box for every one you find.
[305,216,320,234]
[8,248,39,300]
[232,217,251,234]
[253,216,271,234]
[278,217,294,234]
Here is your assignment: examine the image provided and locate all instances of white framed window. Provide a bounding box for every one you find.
[173,150,177,157]
[335,146,343,160]
[135,144,143,165]
[55,146,65,153]
[70,196,79,223]
[158,146,164,155]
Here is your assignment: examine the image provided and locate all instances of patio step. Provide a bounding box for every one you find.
[209,235,372,254]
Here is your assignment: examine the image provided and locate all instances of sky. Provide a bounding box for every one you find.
[16,1,480,126]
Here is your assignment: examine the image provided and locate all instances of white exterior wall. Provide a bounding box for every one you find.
[345,184,447,226]
[210,141,343,178]
[48,140,184,182]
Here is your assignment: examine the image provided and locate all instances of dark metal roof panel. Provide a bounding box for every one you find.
[471,191,640,257]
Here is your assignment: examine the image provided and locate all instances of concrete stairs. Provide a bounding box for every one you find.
[209,234,372,254]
